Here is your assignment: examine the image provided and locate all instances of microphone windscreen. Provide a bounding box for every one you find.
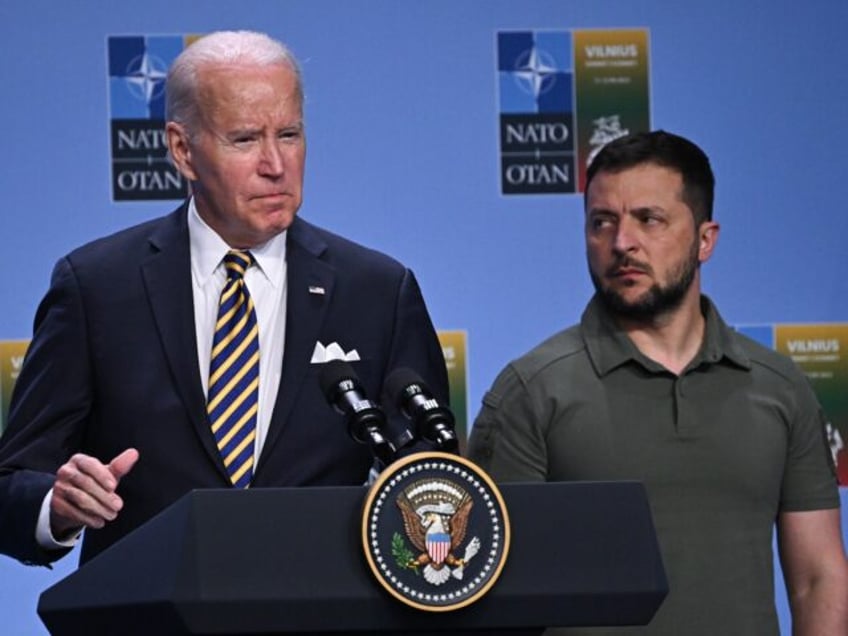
[383,367,428,407]
[318,359,358,399]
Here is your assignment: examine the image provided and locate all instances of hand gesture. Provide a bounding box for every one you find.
[50,449,139,538]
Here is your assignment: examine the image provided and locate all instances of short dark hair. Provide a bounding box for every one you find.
[585,130,715,224]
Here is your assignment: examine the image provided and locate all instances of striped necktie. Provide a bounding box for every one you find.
[207,250,259,488]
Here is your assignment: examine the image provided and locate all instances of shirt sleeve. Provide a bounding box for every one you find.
[779,376,840,513]
[467,364,549,482]
[36,489,82,550]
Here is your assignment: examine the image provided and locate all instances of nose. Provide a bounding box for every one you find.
[258,139,285,178]
[612,218,638,254]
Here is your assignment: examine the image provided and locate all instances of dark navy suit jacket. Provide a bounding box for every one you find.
[0,205,448,565]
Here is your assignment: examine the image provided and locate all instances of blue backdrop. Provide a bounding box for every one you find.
[1,1,846,634]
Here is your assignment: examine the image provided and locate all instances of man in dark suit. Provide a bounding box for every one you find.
[0,30,448,566]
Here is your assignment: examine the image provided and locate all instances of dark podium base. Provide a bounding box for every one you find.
[39,482,667,635]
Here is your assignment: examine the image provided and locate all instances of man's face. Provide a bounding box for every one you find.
[167,62,305,248]
[584,163,715,321]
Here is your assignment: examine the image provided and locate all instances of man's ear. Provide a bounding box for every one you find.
[165,122,198,182]
[698,221,720,264]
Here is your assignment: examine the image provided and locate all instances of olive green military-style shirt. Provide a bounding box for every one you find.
[468,295,839,636]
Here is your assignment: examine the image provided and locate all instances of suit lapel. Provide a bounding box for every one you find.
[258,218,335,468]
[140,205,230,482]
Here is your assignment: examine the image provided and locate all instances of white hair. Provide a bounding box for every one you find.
[165,30,303,132]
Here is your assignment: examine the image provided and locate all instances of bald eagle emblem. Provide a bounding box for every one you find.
[394,478,481,585]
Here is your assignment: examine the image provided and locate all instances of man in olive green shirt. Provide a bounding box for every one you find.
[468,131,848,635]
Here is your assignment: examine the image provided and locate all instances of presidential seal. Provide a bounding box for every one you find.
[361,451,510,611]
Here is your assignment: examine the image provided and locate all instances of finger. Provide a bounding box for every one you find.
[56,456,123,511]
[51,478,122,533]
[107,448,139,481]
[70,453,121,492]
[50,452,134,536]
[51,495,110,531]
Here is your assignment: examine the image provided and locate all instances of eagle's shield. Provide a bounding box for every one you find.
[426,532,451,565]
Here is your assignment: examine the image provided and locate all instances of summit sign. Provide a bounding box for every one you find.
[496,29,650,195]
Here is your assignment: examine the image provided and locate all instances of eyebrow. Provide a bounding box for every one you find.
[226,120,304,136]
[588,205,666,215]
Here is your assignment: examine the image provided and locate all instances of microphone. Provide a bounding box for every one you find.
[384,368,459,453]
[319,360,395,465]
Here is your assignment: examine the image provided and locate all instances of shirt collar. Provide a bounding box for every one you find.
[581,293,751,377]
[699,296,751,370]
[187,197,287,288]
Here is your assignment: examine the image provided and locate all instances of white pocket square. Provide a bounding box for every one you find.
[310,341,361,363]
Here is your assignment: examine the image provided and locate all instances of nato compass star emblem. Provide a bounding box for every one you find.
[362,452,510,612]
[123,52,168,104]
[512,46,559,98]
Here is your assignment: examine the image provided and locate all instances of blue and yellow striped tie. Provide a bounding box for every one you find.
[207,250,259,488]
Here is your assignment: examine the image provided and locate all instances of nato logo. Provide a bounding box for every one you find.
[497,31,575,194]
[108,35,191,201]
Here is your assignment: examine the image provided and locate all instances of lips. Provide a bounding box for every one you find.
[607,262,648,277]
[615,267,646,277]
